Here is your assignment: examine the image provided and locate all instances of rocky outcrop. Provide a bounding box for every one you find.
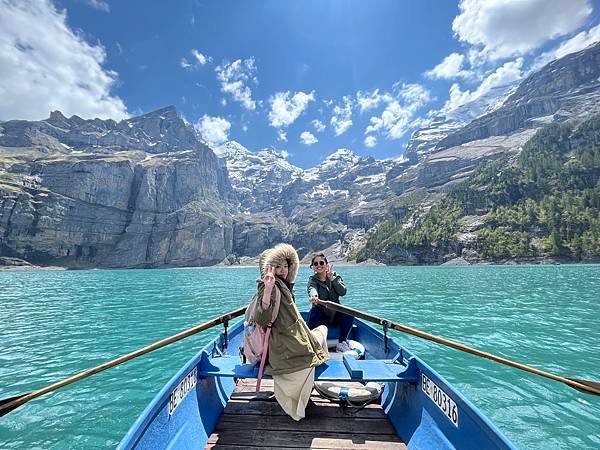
[214,141,301,212]
[404,82,518,163]
[394,129,538,194]
[0,106,202,155]
[437,42,600,149]
[0,108,234,268]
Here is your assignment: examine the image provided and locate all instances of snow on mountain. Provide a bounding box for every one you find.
[405,82,519,162]
[214,141,302,211]
[301,148,362,182]
[215,142,301,185]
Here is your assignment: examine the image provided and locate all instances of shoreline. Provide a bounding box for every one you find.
[2,257,599,272]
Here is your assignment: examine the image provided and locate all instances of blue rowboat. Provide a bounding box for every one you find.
[119,313,516,449]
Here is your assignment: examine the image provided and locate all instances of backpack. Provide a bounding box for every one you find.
[242,287,281,365]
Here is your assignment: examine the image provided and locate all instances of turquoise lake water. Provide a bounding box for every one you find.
[1,265,599,449]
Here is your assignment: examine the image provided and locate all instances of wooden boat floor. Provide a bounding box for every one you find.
[206,379,407,449]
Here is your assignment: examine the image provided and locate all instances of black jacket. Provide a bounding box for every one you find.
[307,273,347,321]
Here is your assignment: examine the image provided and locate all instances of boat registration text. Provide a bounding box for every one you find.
[422,373,459,427]
[168,367,197,416]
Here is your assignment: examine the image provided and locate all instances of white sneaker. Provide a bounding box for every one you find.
[336,341,351,352]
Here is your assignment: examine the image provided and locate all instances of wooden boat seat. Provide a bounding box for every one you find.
[197,352,419,383]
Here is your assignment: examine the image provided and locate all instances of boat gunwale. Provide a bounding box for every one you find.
[118,314,517,449]
[117,329,230,449]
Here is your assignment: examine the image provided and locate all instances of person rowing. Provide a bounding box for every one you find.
[306,253,354,352]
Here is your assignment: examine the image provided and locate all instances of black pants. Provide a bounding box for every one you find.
[307,306,353,343]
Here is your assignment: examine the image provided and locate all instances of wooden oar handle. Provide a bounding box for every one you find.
[316,300,600,396]
[0,305,247,417]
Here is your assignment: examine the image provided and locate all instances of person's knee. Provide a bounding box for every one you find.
[315,324,328,335]
[310,325,328,347]
[311,324,328,335]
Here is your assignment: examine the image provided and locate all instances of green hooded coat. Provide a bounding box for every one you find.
[254,243,328,375]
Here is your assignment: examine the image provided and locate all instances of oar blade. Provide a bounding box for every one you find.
[0,393,30,417]
[567,378,600,396]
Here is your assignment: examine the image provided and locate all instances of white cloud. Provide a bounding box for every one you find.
[364,135,377,148]
[194,115,231,146]
[191,49,211,65]
[425,52,472,79]
[268,90,315,128]
[280,149,289,159]
[0,0,127,121]
[215,58,257,110]
[357,89,391,113]
[397,83,433,105]
[475,60,522,94]
[537,23,600,66]
[300,131,318,145]
[554,24,600,58]
[365,101,411,138]
[182,49,211,70]
[365,84,432,140]
[330,96,353,136]
[277,130,287,142]
[442,58,524,112]
[312,119,326,132]
[452,0,592,60]
[85,0,109,12]
[466,48,487,68]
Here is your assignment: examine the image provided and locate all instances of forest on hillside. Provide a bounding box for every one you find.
[356,115,600,263]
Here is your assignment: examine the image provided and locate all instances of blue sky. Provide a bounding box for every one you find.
[1,1,600,168]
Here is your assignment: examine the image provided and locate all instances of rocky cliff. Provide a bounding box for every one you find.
[404,82,518,163]
[436,42,600,150]
[0,109,233,268]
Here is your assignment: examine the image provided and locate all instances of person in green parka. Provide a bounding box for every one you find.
[254,243,328,420]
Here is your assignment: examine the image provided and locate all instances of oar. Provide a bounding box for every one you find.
[0,305,246,417]
[316,300,600,396]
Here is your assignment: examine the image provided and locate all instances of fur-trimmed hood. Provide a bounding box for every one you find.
[259,243,300,284]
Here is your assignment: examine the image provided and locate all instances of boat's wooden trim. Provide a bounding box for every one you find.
[206,379,407,449]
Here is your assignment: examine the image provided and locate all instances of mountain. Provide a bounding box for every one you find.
[283,149,396,229]
[0,108,233,268]
[359,43,600,264]
[404,82,519,163]
[357,115,600,264]
[436,42,600,150]
[215,146,398,259]
[0,106,202,155]
[214,141,302,212]
[2,42,600,268]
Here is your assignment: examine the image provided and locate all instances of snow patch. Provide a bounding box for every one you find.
[355,173,386,185]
